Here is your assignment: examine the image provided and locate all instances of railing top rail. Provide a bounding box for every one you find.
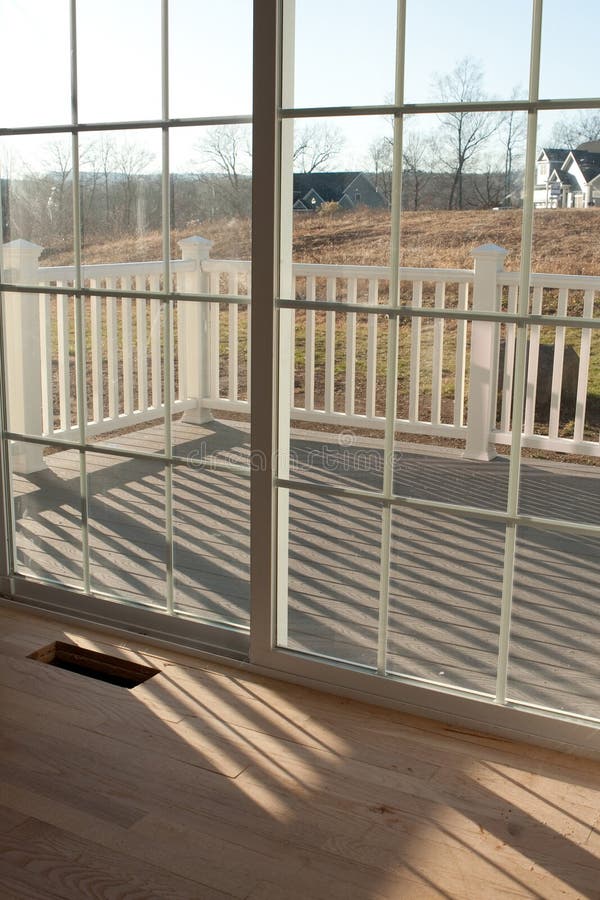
[36,251,600,294]
[500,270,600,290]
[201,258,475,282]
[293,262,475,282]
[38,257,195,283]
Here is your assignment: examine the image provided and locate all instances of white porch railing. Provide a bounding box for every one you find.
[3,236,600,472]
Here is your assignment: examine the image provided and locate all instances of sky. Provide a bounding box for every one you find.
[1,0,599,176]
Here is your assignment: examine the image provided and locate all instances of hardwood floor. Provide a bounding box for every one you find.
[1,605,599,899]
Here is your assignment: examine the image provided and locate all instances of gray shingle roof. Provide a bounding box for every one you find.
[539,148,570,162]
[571,150,600,183]
[293,172,363,203]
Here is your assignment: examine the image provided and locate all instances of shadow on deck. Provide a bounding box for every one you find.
[11,418,600,720]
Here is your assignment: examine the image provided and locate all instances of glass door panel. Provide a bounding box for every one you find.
[0,0,252,649]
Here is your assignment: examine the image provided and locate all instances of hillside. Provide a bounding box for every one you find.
[43,208,600,276]
[290,208,600,274]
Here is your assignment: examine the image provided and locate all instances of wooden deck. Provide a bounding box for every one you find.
[1,604,600,899]
[11,419,600,720]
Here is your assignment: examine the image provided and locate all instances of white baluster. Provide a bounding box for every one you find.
[366,278,378,418]
[548,288,569,439]
[409,281,423,423]
[304,276,316,412]
[324,277,336,413]
[524,285,543,437]
[431,281,445,425]
[574,290,594,443]
[345,278,357,416]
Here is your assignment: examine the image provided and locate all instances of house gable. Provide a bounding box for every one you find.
[340,173,387,208]
[293,172,386,209]
[301,188,326,208]
[536,148,569,184]
[561,153,590,192]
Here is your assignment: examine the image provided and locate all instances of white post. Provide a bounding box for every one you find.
[2,239,45,473]
[178,236,214,425]
[463,244,507,462]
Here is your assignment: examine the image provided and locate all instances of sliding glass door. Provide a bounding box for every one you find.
[1,0,599,740]
[251,0,600,731]
[0,0,253,652]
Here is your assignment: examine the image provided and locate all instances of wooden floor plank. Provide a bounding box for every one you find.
[1,607,600,899]
[1,818,234,900]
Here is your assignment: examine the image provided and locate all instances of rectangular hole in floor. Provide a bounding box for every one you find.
[28,641,160,689]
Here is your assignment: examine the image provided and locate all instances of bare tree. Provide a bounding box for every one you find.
[112,142,155,233]
[42,141,73,241]
[402,130,438,210]
[79,139,111,233]
[86,136,118,230]
[498,102,526,205]
[471,158,505,208]
[434,57,496,209]
[369,135,393,205]
[293,123,345,173]
[194,125,251,217]
[551,111,600,149]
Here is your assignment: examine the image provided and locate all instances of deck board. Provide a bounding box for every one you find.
[10,418,600,719]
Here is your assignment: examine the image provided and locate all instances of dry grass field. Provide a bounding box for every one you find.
[45,207,600,276]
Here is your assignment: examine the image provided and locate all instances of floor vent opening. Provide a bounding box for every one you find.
[28,641,160,689]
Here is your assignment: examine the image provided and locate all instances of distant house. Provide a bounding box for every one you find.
[534,143,600,208]
[293,172,386,211]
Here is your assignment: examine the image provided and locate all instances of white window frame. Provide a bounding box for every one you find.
[249,0,600,757]
[0,0,599,756]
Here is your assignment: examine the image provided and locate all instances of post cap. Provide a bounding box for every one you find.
[470,244,508,271]
[2,238,44,254]
[470,243,508,257]
[178,235,213,248]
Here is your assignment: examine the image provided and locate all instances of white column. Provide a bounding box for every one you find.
[178,235,214,425]
[463,244,507,462]
[2,239,45,473]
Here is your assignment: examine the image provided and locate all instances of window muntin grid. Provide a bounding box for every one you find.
[272,0,600,722]
[0,0,252,631]
[0,0,599,729]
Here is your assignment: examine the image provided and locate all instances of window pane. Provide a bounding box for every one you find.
[393,311,518,512]
[173,465,250,627]
[540,1,600,100]
[388,509,504,695]
[516,321,600,502]
[292,117,390,264]
[76,0,162,122]
[287,308,388,493]
[11,441,83,589]
[396,110,526,226]
[0,0,71,127]
[167,298,250,453]
[170,125,252,266]
[87,452,167,608]
[84,297,168,457]
[1,134,74,268]
[508,526,600,719]
[292,0,397,108]
[533,111,600,244]
[405,0,532,103]
[284,491,382,668]
[3,290,84,446]
[169,0,252,118]
[79,130,162,263]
